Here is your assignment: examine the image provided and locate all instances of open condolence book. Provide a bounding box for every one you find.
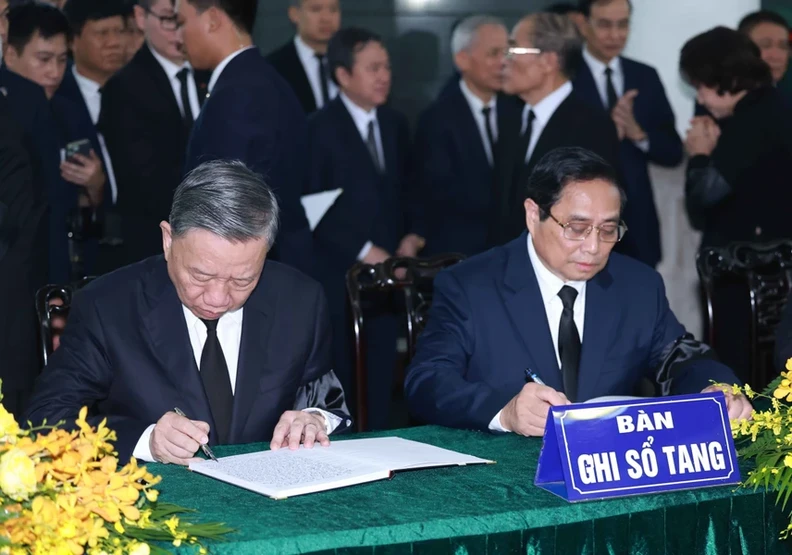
[188,437,493,499]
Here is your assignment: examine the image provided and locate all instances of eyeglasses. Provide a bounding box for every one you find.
[547,212,628,243]
[506,46,542,60]
[144,7,181,30]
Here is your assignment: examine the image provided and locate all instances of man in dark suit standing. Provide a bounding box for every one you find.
[307,27,421,429]
[490,13,620,247]
[0,0,61,287]
[179,0,313,276]
[25,160,352,465]
[0,94,45,417]
[59,0,127,274]
[574,0,682,268]
[5,2,106,284]
[405,147,751,435]
[412,15,520,257]
[100,0,208,266]
[267,0,341,114]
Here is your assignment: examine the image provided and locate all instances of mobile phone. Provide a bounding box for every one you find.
[60,139,92,164]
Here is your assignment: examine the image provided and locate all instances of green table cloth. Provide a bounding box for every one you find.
[151,426,789,554]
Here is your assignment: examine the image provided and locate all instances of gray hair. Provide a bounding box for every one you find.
[527,12,583,78]
[451,15,505,56]
[170,160,280,247]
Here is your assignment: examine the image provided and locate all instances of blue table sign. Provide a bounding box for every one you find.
[534,392,740,502]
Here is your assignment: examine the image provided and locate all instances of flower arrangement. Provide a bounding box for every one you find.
[0,396,233,555]
[732,358,792,539]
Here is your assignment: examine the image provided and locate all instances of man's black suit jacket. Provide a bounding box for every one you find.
[489,89,621,246]
[306,97,412,275]
[100,44,196,265]
[0,94,45,415]
[412,80,522,256]
[574,57,683,267]
[184,48,313,276]
[267,40,317,114]
[24,255,352,461]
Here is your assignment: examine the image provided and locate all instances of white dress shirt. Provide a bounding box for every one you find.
[489,234,586,432]
[521,80,573,163]
[148,44,201,120]
[339,92,385,261]
[581,46,649,153]
[132,305,341,461]
[207,45,256,95]
[458,78,497,165]
[72,66,118,203]
[294,35,338,109]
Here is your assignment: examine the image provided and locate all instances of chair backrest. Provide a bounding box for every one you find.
[34,277,94,368]
[697,241,792,389]
[346,254,466,431]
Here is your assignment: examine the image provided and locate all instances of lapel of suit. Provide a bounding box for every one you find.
[448,86,490,169]
[577,264,619,399]
[230,271,277,443]
[500,233,564,390]
[335,99,379,174]
[140,259,215,429]
[575,61,607,111]
[138,44,183,125]
[286,41,317,113]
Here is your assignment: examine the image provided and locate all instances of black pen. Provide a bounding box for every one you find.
[525,368,546,386]
[173,407,219,462]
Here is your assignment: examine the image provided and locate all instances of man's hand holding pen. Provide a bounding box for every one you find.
[500,369,570,436]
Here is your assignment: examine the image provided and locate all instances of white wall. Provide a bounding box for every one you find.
[621,0,760,337]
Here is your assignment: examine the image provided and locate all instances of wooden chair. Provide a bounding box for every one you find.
[346,254,466,431]
[697,241,792,389]
[35,277,94,367]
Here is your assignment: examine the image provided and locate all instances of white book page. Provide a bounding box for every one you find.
[585,396,646,404]
[190,446,387,499]
[323,437,494,470]
[188,438,492,498]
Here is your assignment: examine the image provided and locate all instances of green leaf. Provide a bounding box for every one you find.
[762,375,785,397]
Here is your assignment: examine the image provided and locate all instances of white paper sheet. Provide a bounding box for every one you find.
[301,189,343,231]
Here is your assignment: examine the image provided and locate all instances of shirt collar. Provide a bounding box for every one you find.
[523,80,573,128]
[207,46,255,94]
[294,34,321,65]
[527,233,586,302]
[458,78,496,114]
[582,46,621,78]
[72,65,101,96]
[340,92,377,133]
[148,43,191,81]
[181,305,244,330]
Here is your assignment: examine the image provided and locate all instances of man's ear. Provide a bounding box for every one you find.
[524,198,540,235]
[160,221,173,260]
[287,5,300,26]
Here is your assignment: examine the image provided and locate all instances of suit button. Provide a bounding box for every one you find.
[755,226,762,236]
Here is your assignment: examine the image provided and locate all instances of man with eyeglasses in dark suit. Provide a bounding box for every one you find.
[100,0,210,266]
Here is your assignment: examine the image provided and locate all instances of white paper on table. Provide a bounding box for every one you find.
[301,189,343,231]
[188,437,493,499]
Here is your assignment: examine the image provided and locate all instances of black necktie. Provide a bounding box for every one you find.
[604,67,618,111]
[199,318,233,444]
[482,106,495,162]
[176,68,194,130]
[558,285,581,402]
[316,53,330,107]
[366,120,383,172]
[516,109,536,168]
